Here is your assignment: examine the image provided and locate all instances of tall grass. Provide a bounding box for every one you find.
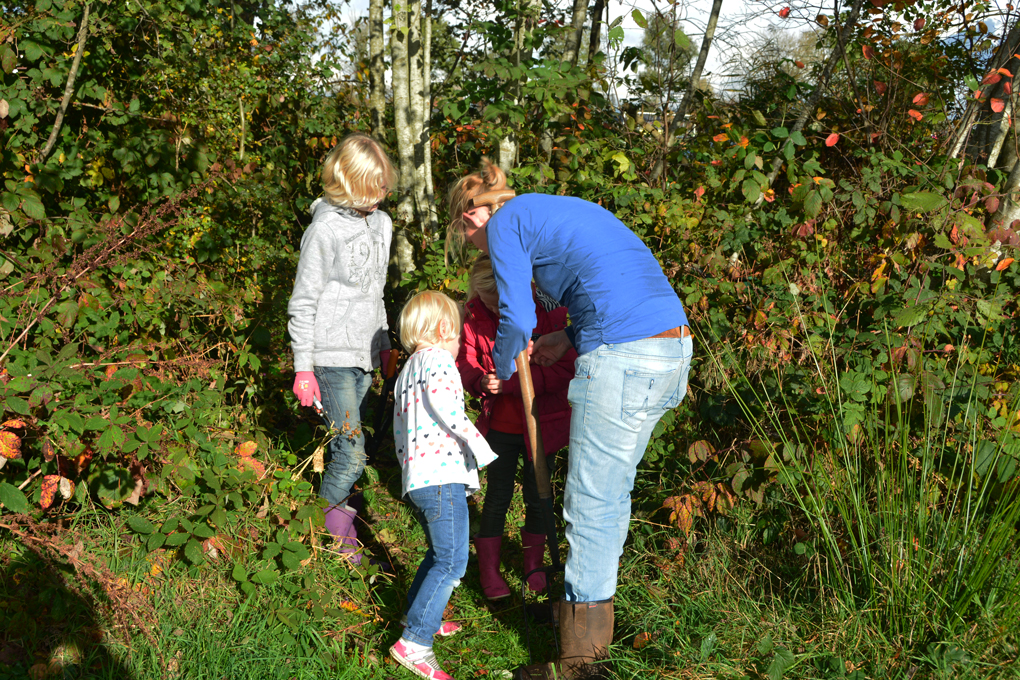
[704,295,1020,667]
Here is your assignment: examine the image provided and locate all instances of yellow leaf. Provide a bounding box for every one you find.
[0,431,21,460]
[235,441,258,457]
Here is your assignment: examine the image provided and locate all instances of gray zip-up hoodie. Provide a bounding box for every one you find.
[288,199,392,373]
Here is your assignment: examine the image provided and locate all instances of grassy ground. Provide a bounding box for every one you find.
[1,452,1017,680]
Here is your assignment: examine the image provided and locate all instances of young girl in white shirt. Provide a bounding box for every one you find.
[390,291,497,680]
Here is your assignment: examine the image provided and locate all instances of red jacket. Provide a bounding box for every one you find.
[457,295,577,459]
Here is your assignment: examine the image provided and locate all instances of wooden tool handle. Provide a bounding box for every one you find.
[385,349,399,379]
[516,350,552,500]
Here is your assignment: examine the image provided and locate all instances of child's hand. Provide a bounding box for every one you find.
[480,373,503,395]
[293,371,321,407]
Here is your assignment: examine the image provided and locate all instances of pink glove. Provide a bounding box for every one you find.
[293,371,320,407]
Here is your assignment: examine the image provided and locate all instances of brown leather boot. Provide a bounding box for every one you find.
[514,598,614,679]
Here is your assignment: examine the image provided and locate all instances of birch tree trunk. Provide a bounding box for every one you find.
[391,2,417,273]
[498,0,542,173]
[368,0,386,134]
[408,0,429,226]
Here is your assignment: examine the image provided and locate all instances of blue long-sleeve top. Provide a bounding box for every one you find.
[487,193,688,380]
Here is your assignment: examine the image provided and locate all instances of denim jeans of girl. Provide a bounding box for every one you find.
[562,336,694,603]
[403,483,470,646]
[478,430,557,538]
[315,366,372,506]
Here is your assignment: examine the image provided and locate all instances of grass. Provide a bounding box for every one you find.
[2,381,1019,679]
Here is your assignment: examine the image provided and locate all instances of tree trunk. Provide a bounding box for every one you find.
[391,0,417,273]
[498,0,541,174]
[423,0,438,234]
[562,0,589,68]
[586,0,605,69]
[762,0,865,192]
[948,20,1020,160]
[368,0,386,135]
[648,0,722,183]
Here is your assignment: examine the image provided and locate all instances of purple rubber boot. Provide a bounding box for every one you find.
[324,504,362,565]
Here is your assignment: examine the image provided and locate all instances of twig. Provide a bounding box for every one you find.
[17,469,43,491]
[38,3,92,163]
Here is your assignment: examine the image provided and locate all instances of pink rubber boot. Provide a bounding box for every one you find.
[474,536,511,600]
[521,530,547,593]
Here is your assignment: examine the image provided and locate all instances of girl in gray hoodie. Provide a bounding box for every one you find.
[288,133,396,564]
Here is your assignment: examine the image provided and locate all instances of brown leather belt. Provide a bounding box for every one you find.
[650,325,691,339]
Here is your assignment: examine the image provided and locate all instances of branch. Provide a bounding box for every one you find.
[38,3,92,164]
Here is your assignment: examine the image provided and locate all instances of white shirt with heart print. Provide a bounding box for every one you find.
[393,346,497,496]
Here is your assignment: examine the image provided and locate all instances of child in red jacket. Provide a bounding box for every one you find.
[456,255,577,600]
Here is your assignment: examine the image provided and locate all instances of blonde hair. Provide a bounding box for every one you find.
[322,134,397,209]
[467,254,498,302]
[444,158,507,266]
[398,290,463,353]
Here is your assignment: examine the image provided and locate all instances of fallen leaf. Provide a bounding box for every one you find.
[634,632,654,650]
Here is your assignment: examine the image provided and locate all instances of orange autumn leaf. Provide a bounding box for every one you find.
[874,81,887,95]
[0,431,22,460]
[40,476,59,509]
[1,419,26,429]
[816,14,829,26]
[712,133,729,142]
[862,44,876,60]
[778,6,791,17]
[1006,82,1013,95]
[907,109,924,121]
[997,67,1014,77]
[795,60,805,69]
[991,98,1006,113]
[694,186,705,201]
[912,92,930,106]
[763,188,776,203]
[996,257,1015,271]
[982,72,1002,85]
[234,441,258,457]
[738,136,749,148]
[238,456,267,479]
[633,632,654,650]
[825,133,840,147]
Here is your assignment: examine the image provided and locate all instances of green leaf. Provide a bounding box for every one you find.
[890,305,927,328]
[21,194,45,220]
[281,550,302,571]
[753,110,767,127]
[146,531,166,551]
[933,232,953,249]
[0,45,16,74]
[184,538,205,564]
[4,396,30,415]
[55,300,79,328]
[108,195,121,213]
[127,516,156,534]
[210,507,227,527]
[673,29,691,50]
[772,127,789,139]
[804,190,822,218]
[0,482,30,513]
[768,648,796,680]
[790,131,807,146]
[97,425,126,453]
[231,562,248,582]
[900,192,947,213]
[164,532,189,547]
[251,569,279,585]
[631,9,647,28]
[741,178,761,203]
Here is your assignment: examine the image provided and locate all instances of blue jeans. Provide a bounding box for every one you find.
[315,366,372,506]
[562,336,694,602]
[403,484,470,646]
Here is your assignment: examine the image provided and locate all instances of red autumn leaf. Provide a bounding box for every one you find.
[779,6,791,18]
[996,257,1015,271]
[991,98,1006,113]
[633,632,654,650]
[997,67,1014,77]
[912,92,930,106]
[694,186,705,201]
[712,133,729,142]
[795,60,805,69]
[825,133,840,147]
[763,189,776,202]
[874,81,887,95]
[1,419,26,429]
[1005,82,1013,95]
[0,431,21,460]
[914,17,926,30]
[862,44,876,60]
[982,72,1002,85]
[907,109,924,121]
[234,441,258,457]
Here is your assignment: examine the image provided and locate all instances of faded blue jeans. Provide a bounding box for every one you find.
[315,366,372,506]
[562,336,694,603]
[403,483,470,646]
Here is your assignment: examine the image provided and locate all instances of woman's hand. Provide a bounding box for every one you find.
[480,373,503,395]
[293,371,321,407]
[531,329,572,367]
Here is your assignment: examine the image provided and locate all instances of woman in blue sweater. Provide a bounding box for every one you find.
[446,161,694,680]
